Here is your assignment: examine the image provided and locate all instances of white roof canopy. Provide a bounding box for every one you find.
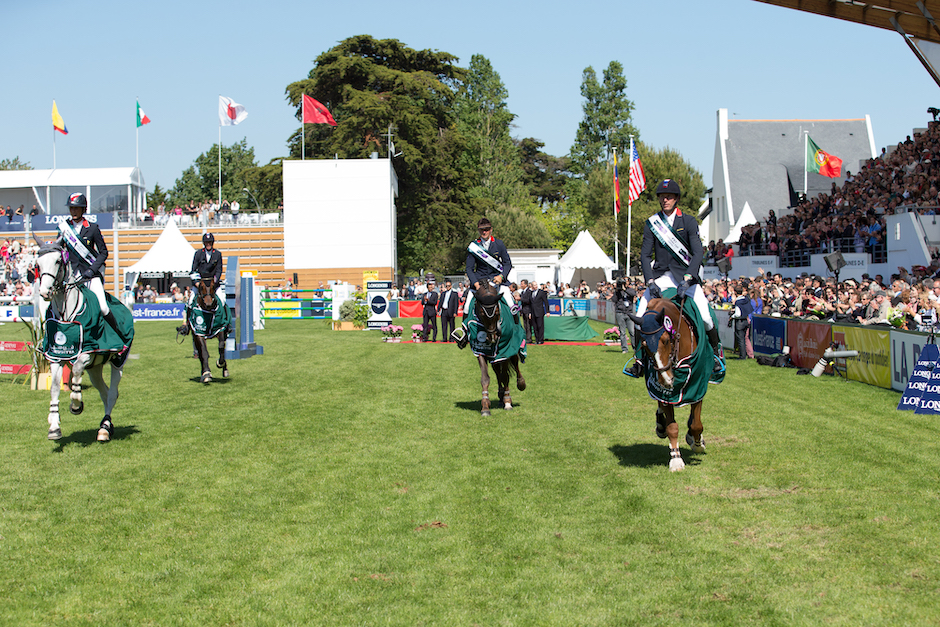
[124,220,196,279]
[558,230,617,286]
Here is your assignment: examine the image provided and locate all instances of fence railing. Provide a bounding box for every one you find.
[260,288,332,319]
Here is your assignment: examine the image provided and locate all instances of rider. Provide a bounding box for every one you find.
[191,232,223,293]
[59,192,126,341]
[456,217,520,346]
[626,179,722,377]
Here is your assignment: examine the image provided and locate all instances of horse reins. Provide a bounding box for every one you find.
[641,296,689,374]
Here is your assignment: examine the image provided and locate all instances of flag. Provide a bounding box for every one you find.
[136,100,151,127]
[628,138,646,204]
[302,94,337,126]
[613,151,621,216]
[52,100,68,135]
[219,96,248,126]
[806,136,842,178]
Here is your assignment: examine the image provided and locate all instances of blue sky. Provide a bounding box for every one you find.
[4,0,938,199]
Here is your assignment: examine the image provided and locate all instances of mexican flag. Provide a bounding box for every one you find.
[806,136,842,178]
[136,101,151,127]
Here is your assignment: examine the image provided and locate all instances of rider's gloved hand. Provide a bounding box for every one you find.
[648,283,662,300]
[676,280,692,300]
[82,268,96,280]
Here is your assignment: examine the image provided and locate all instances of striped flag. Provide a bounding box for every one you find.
[52,100,68,135]
[628,138,646,205]
[613,150,621,216]
[136,100,151,127]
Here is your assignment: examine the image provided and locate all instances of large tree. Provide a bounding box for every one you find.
[569,61,638,178]
[454,54,527,208]
[285,35,473,275]
[168,138,258,209]
[517,137,570,207]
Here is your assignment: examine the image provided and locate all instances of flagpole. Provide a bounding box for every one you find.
[803,131,808,198]
[627,136,634,276]
[53,128,56,169]
[302,95,306,161]
[218,124,222,209]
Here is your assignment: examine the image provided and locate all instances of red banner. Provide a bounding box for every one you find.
[0,341,30,352]
[786,320,832,369]
[0,364,30,374]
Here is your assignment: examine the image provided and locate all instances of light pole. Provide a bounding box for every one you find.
[242,187,261,212]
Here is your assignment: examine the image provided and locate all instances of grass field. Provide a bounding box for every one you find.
[1,318,938,626]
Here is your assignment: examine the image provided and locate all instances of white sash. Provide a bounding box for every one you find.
[648,213,692,267]
[58,220,96,267]
[468,240,504,274]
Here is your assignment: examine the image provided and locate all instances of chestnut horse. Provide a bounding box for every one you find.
[629,298,707,471]
[472,283,526,416]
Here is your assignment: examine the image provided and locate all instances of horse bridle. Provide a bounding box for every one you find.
[38,248,83,320]
[475,299,501,344]
[640,309,682,374]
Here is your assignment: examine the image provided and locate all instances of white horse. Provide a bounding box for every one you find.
[35,243,131,442]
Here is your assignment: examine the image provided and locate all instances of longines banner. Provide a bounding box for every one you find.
[832,324,890,388]
[31,213,114,231]
[888,329,935,392]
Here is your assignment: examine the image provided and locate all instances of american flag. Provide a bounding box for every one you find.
[628,138,646,205]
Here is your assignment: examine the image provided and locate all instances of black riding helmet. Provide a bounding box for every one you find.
[655,179,682,198]
[202,232,215,245]
[67,192,88,209]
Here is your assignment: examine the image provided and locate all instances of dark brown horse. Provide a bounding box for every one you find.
[629,298,705,471]
[185,278,229,384]
[473,283,525,416]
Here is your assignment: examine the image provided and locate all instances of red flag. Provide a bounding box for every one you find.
[628,139,646,204]
[613,151,621,216]
[302,94,337,126]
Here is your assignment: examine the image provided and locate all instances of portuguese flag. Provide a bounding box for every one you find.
[806,136,842,178]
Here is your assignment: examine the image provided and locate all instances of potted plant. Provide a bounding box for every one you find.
[603,326,620,346]
[382,324,403,342]
[411,324,425,342]
[334,293,370,330]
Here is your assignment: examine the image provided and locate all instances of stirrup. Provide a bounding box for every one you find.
[623,359,644,379]
[509,304,522,315]
[452,328,468,349]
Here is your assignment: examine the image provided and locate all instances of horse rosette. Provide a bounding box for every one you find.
[42,319,83,362]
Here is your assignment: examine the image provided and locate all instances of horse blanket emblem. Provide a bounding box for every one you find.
[41,288,134,366]
[187,294,231,338]
[465,300,526,363]
[625,288,724,406]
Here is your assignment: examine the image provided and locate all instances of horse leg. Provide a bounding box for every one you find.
[496,362,512,410]
[685,401,705,453]
[661,405,685,472]
[68,355,89,416]
[87,362,116,443]
[654,405,669,439]
[512,355,526,391]
[217,334,229,377]
[47,362,63,440]
[196,337,211,383]
[478,355,491,416]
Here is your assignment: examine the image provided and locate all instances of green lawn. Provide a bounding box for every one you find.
[0,318,937,626]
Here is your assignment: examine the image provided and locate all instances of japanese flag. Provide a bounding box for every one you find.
[219,96,248,126]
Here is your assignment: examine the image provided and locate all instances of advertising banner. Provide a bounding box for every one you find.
[786,320,832,368]
[132,303,185,321]
[31,213,114,231]
[751,316,787,356]
[832,325,890,388]
[548,298,562,315]
[897,343,939,410]
[262,301,300,319]
[889,330,936,392]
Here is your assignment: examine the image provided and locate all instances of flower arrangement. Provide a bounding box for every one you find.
[888,307,907,329]
[411,323,425,341]
[604,327,620,341]
[382,324,403,338]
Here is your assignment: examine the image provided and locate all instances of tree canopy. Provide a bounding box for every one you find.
[168,138,257,209]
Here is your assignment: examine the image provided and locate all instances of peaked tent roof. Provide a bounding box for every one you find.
[558,230,617,286]
[124,219,197,278]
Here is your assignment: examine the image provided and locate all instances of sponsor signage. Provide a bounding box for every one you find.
[897,343,940,410]
[786,320,832,369]
[890,331,936,393]
[751,316,786,356]
[833,325,891,388]
[31,213,114,231]
[915,361,940,414]
[132,303,185,320]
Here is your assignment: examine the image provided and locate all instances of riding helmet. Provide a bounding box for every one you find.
[67,192,88,209]
[655,179,682,198]
[202,232,215,244]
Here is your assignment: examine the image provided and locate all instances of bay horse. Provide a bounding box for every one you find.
[35,243,133,442]
[471,283,526,416]
[629,297,708,471]
[183,276,229,384]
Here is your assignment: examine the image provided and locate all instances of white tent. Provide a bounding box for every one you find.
[557,230,617,288]
[124,219,197,282]
[726,200,757,245]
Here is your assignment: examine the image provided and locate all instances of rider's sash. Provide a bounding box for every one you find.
[58,220,96,267]
[468,241,504,274]
[648,212,692,268]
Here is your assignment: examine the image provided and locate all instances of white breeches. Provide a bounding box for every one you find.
[637,271,713,330]
[463,282,515,315]
[84,276,110,315]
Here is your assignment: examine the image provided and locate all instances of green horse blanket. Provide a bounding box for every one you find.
[187,294,232,339]
[42,289,135,366]
[465,301,527,363]
[626,288,724,406]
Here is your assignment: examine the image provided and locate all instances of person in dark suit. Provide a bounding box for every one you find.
[531,282,548,344]
[421,280,439,342]
[627,179,721,377]
[519,279,533,342]
[437,280,458,342]
[191,232,224,288]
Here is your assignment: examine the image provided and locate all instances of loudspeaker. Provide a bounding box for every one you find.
[293,272,298,286]
[824,251,846,273]
[612,269,625,280]
[717,258,732,274]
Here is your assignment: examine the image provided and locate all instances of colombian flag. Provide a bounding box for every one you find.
[52,100,68,135]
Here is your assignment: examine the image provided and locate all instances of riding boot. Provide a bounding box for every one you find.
[706,326,723,373]
[625,329,644,378]
[103,311,125,343]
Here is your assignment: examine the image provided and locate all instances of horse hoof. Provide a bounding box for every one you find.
[517,379,526,391]
[69,402,84,415]
[481,410,491,417]
[685,432,694,447]
[222,368,229,378]
[655,424,667,439]
[97,418,113,442]
[48,428,62,441]
[503,403,513,410]
[201,373,212,384]
[669,457,686,472]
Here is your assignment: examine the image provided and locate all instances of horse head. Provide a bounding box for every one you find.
[195,276,217,310]
[630,299,682,389]
[474,283,502,345]
[36,242,67,302]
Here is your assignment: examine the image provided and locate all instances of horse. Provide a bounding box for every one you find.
[468,283,526,416]
[629,297,710,472]
[35,243,133,442]
[182,276,230,384]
